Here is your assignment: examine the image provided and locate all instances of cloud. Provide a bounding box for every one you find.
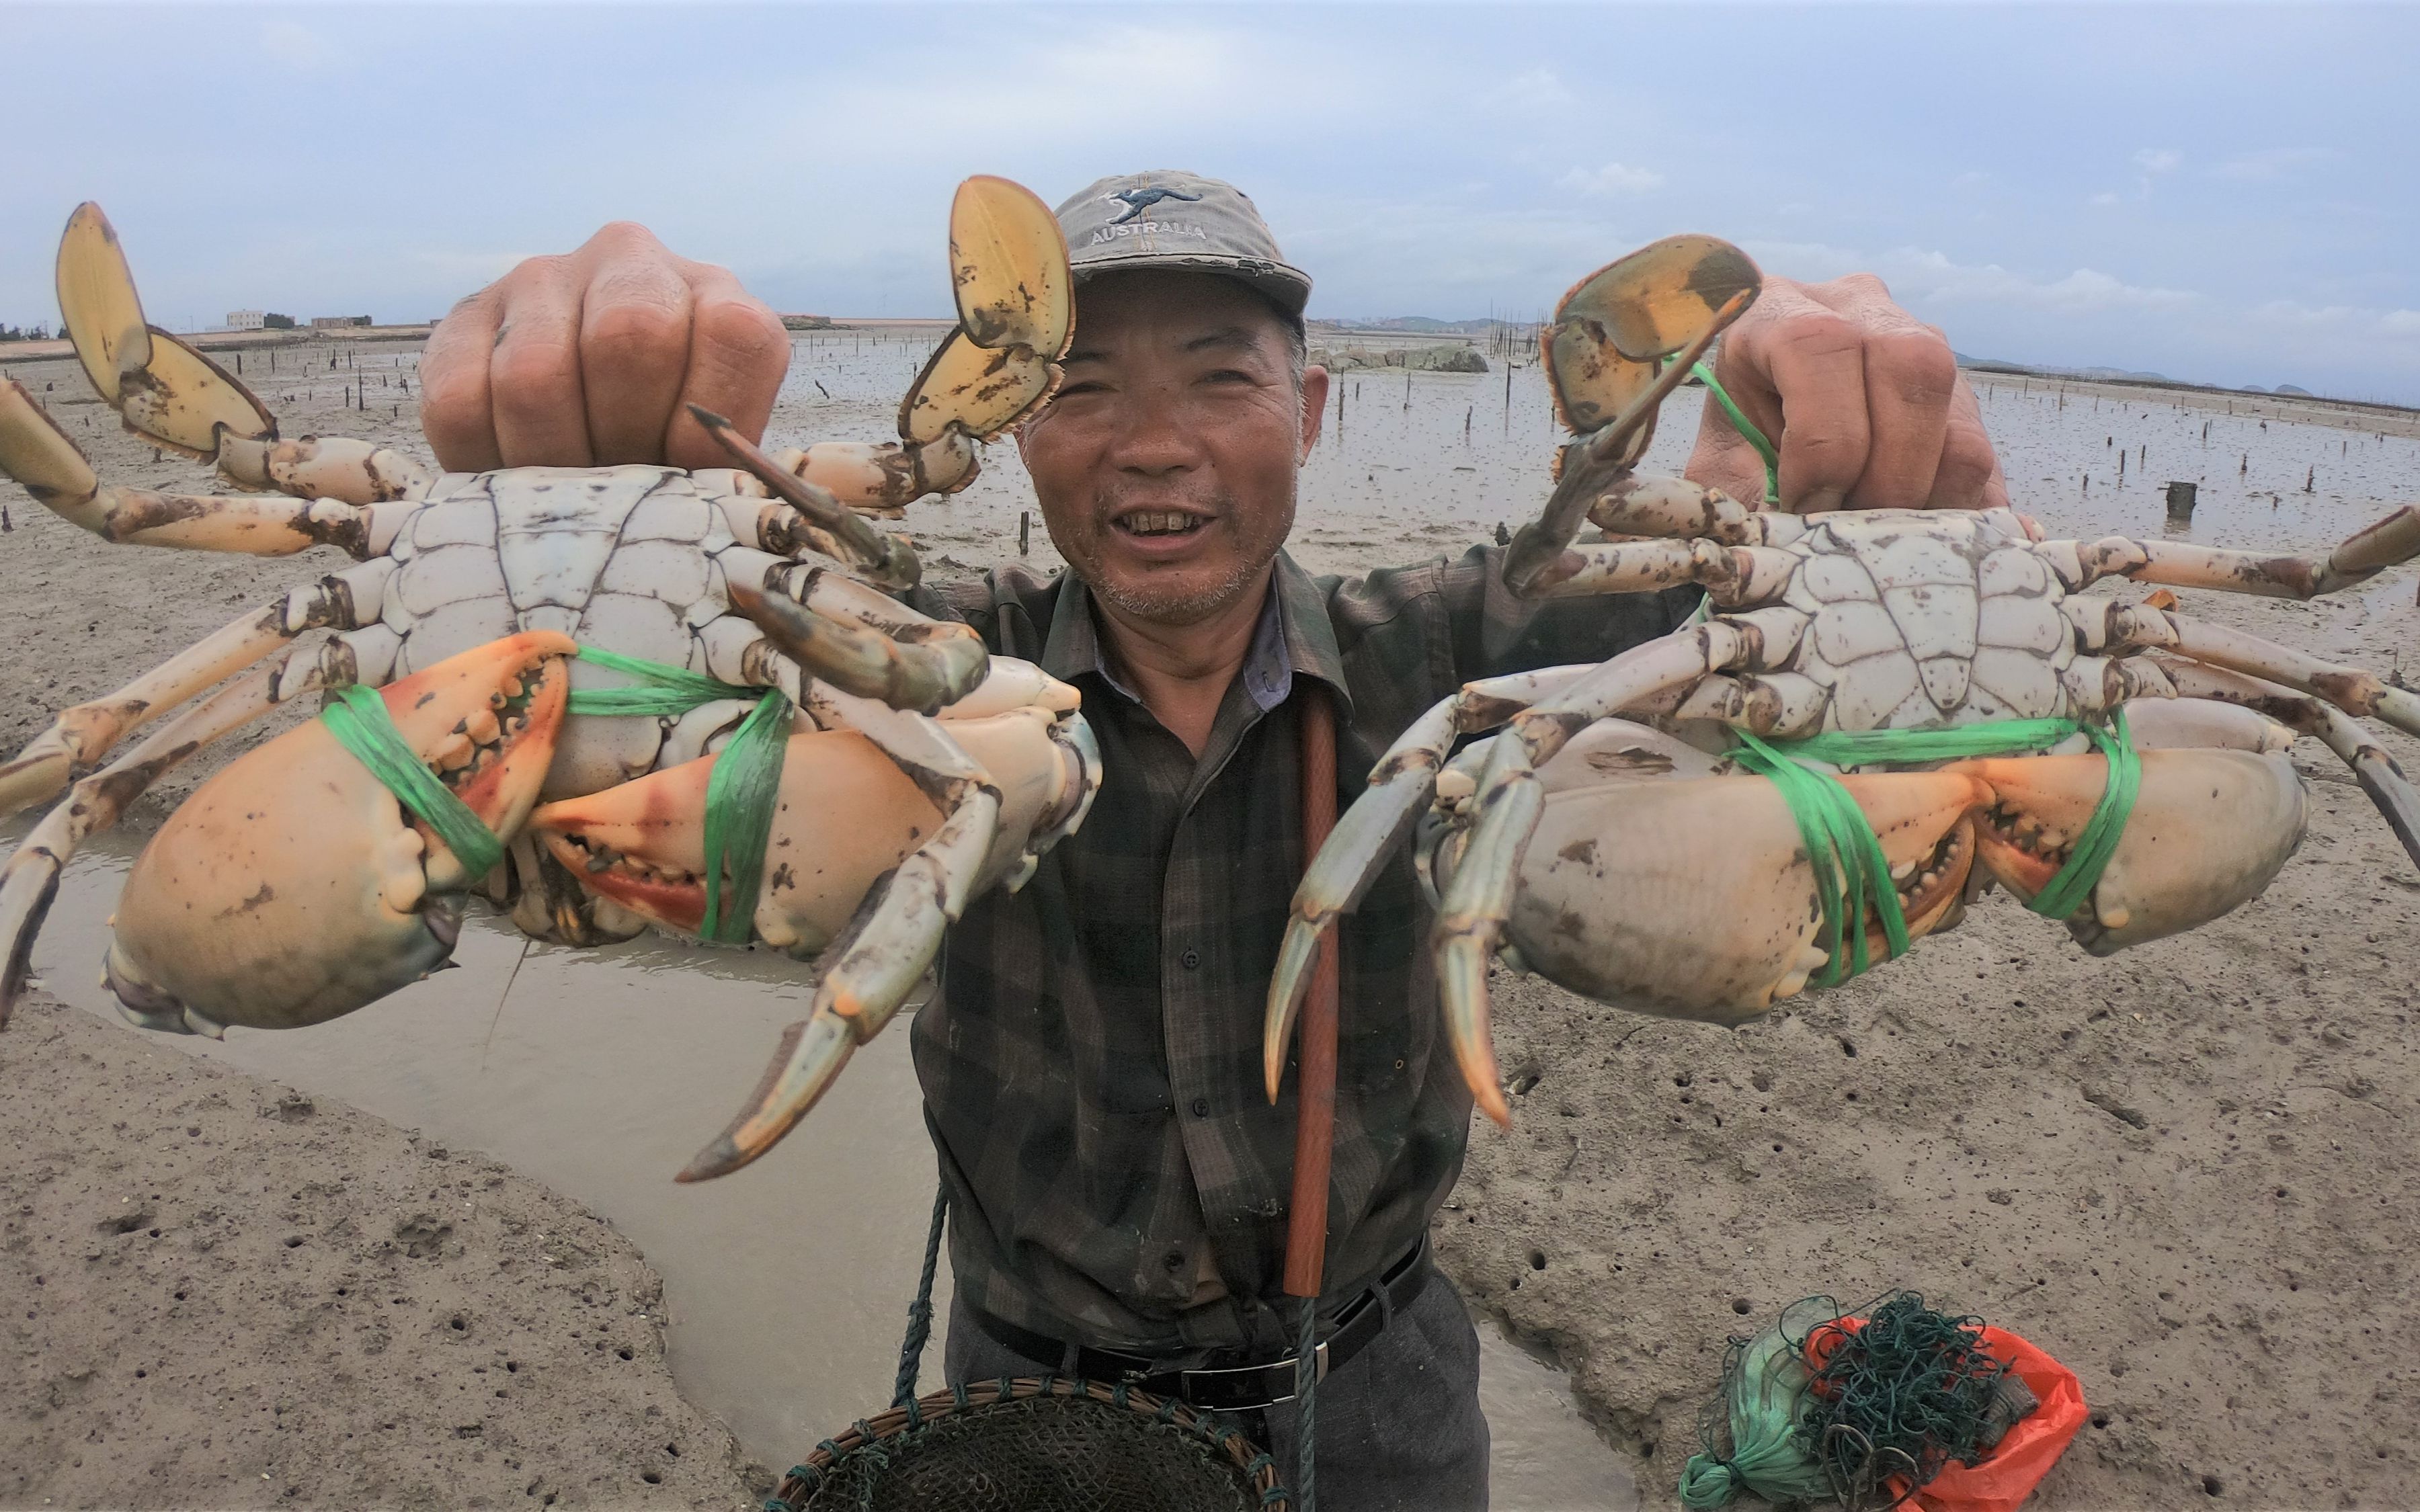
[1748,243,2200,313]
[1492,67,1576,110]
[2387,310,2420,337]
[2133,147,2183,174]
[1558,162,1664,197]
[2214,147,2327,181]
[1950,171,1989,190]
[2090,192,2121,206]
[260,20,341,71]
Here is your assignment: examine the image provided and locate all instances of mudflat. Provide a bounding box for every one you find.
[3,331,2417,1508]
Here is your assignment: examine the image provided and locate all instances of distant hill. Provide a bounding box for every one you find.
[1953,351,2177,384]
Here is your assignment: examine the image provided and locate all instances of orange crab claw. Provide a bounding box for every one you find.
[102,633,574,1036]
[1956,748,2305,954]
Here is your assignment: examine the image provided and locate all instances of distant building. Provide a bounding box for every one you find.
[310,315,373,329]
[225,309,266,331]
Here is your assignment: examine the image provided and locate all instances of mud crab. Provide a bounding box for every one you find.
[0,179,1099,1177]
[1268,235,2420,1124]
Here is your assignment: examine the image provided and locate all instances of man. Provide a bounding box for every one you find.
[424,171,2005,1507]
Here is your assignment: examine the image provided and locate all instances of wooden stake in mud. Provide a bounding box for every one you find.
[1283,683,1342,1304]
[1018,509,1031,556]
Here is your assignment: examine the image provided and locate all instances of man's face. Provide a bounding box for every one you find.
[1017,271,1326,626]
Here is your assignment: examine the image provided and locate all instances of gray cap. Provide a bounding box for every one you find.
[1055,170,1312,319]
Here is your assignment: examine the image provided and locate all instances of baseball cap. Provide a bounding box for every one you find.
[1055,171,1312,319]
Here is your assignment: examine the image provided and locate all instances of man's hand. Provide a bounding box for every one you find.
[1684,273,2007,513]
[421,222,790,472]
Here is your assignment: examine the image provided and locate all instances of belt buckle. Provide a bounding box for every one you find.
[1178,1340,1327,1412]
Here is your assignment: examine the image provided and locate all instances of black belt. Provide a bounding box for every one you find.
[969,1236,1431,1415]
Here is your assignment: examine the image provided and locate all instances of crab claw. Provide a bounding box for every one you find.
[1960,748,2306,954]
[1432,767,1986,1125]
[102,633,572,1036]
[530,704,1099,1179]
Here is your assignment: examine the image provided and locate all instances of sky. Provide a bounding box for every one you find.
[6,3,2420,401]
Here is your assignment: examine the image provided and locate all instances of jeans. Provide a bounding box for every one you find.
[942,1257,1490,1512]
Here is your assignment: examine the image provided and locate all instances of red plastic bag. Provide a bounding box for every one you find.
[1806,1316,2087,1512]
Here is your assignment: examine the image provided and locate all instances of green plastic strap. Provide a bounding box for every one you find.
[319,685,507,880]
[700,687,794,943]
[1691,360,1780,507]
[567,644,757,718]
[2026,707,2138,921]
[564,644,795,942]
[1730,710,2142,983]
[1732,728,1908,985]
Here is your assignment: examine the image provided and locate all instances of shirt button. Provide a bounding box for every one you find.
[1191,1097,1211,1118]
[1180,948,1202,970]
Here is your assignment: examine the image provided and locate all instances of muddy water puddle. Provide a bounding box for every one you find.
[10,821,1637,1508]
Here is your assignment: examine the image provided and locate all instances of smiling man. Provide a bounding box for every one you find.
[424,170,2005,1508]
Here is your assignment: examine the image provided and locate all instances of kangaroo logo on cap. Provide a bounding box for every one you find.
[1106,185,1205,224]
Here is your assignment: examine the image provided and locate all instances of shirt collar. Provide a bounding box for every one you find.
[1039,551,1353,720]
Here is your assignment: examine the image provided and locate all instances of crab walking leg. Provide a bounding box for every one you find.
[1515,536,1802,603]
[1433,626,1752,1124]
[1582,474,1810,548]
[1503,299,1748,597]
[0,559,393,820]
[0,380,382,555]
[2105,604,2420,739]
[680,687,1007,1181]
[0,653,327,1026]
[723,573,987,718]
[1263,665,1600,1099]
[2064,504,2420,599]
[211,433,434,507]
[2154,659,2420,870]
[694,406,924,592]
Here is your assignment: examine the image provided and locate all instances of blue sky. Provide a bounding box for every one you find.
[7,3,2419,400]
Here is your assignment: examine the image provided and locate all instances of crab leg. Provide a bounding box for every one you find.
[45,204,431,508]
[0,378,387,554]
[1432,626,1752,1122]
[2102,604,2420,739]
[744,567,988,714]
[1581,473,1808,547]
[2062,504,2420,599]
[678,640,1010,1182]
[1513,535,1803,603]
[2152,659,2420,870]
[696,407,924,591]
[0,653,327,1027]
[0,559,393,821]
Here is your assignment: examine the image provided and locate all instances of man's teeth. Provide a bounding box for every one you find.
[1123,511,1204,536]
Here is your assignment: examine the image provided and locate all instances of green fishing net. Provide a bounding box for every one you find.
[1682,1293,2029,1511]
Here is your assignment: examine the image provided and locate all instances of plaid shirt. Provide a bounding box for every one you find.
[910,545,1693,1360]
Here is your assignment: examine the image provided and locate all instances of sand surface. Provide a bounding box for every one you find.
[3,331,2418,1510]
[0,991,766,1509]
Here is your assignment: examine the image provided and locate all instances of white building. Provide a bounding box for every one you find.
[225,309,266,331]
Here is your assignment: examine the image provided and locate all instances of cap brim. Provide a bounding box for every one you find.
[1072,250,1311,319]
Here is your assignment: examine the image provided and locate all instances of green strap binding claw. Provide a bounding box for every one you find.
[320,643,797,948]
[1728,710,2140,987]
[319,685,509,881]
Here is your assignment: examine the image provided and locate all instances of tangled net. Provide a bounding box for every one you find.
[1794,1292,2015,1504]
[1681,1293,2029,1511]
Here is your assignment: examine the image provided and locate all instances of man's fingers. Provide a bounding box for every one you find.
[1930,376,2007,510]
[664,263,789,471]
[578,225,696,466]
[1847,325,1957,508]
[488,256,595,468]
[1744,308,1871,514]
[421,288,504,472]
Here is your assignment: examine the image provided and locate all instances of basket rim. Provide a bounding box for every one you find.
[767,1374,1287,1511]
